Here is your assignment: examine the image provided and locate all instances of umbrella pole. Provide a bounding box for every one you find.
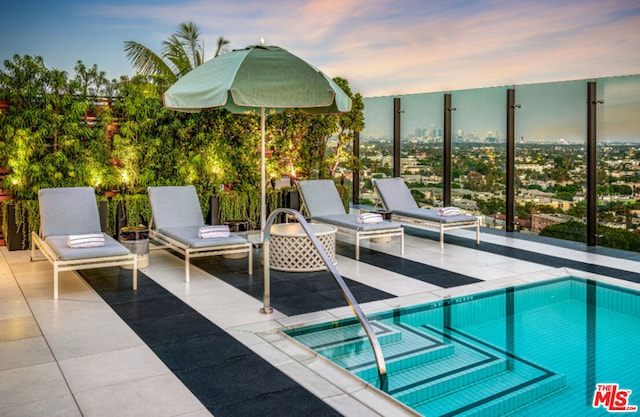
[260,107,266,241]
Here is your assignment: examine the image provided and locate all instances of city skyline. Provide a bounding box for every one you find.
[362,75,640,143]
[1,0,639,97]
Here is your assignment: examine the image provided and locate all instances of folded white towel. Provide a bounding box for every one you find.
[357,213,384,224]
[438,207,463,217]
[199,225,230,239]
[67,233,105,248]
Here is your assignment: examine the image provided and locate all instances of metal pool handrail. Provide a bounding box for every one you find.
[260,208,388,392]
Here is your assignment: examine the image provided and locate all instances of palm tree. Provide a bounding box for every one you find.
[124,21,229,87]
[215,36,231,57]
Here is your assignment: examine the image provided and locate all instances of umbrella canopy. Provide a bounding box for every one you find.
[163,44,352,233]
[164,44,352,114]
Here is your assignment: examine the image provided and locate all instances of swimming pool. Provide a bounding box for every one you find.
[285,277,640,416]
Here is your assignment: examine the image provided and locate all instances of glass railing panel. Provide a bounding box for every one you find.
[513,80,587,235]
[449,87,507,214]
[397,92,443,208]
[360,96,394,206]
[595,75,640,250]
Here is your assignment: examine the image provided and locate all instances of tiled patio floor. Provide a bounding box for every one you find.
[1,227,638,416]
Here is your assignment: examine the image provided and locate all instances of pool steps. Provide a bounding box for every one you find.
[295,321,567,416]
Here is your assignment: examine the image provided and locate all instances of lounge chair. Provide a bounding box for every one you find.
[147,185,252,282]
[30,187,137,299]
[374,177,480,249]
[298,179,404,260]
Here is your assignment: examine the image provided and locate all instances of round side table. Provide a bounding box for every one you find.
[269,223,337,272]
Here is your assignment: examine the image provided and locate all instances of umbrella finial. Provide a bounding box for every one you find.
[260,37,265,46]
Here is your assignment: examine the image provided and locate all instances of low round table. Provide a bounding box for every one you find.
[269,223,337,272]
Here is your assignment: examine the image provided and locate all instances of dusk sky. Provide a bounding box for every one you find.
[2,0,639,98]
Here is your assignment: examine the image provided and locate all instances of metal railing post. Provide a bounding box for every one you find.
[394,97,402,178]
[587,82,600,246]
[506,88,519,232]
[443,93,454,207]
[353,131,360,205]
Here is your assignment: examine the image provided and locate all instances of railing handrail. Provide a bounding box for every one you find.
[260,208,388,392]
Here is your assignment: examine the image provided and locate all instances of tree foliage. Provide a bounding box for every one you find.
[540,220,640,252]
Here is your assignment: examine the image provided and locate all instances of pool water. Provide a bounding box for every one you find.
[285,277,640,416]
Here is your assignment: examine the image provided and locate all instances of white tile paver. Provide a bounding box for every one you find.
[58,345,172,393]
[0,316,41,342]
[0,394,82,417]
[40,320,144,361]
[0,336,53,371]
[73,373,210,417]
[0,362,72,409]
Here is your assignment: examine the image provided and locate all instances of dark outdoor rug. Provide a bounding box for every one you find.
[192,252,394,316]
[79,268,343,417]
[405,227,640,283]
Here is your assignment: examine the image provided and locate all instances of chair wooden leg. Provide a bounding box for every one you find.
[185,252,190,282]
[400,232,405,256]
[440,225,445,250]
[53,264,59,300]
[247,245,253,275]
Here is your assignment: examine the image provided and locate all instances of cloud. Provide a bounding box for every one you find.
[54,0,640,96]
[337,0,640,95]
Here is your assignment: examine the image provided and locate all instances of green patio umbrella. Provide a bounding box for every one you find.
[163,43,352,234]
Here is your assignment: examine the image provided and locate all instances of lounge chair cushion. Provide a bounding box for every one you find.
[314,214,401,231]
[45,234,130,261]
[158,226,247,248]
[393,208,478,224]
[298,180,347,217]
[374,177,419,211]
[148,186,205,229]
[39,187,102,237]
